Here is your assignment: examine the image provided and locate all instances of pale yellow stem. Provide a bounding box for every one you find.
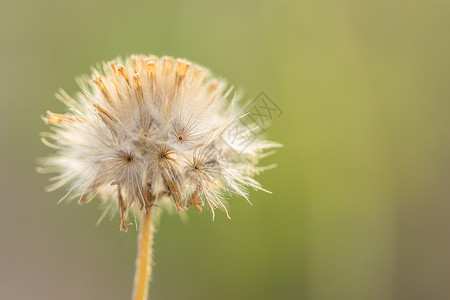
[132,208,153,300]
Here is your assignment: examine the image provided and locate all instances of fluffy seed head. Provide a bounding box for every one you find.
[39,55,280,231]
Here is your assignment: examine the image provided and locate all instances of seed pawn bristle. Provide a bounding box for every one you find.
[186,190,203,213]
[93,76,111,102]
[118,185,129,232]
[132,55,141,73]
[162,56,174,76]
[176,59,190,78]
[208,79,218,94]
[109,62,118,75]
[117,64,130,84]
[44,111,81,124]
[93,103,117,124]
[175,59,190,87]
[133,74,144,103]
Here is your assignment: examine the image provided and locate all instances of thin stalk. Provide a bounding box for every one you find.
[132,208,153,300]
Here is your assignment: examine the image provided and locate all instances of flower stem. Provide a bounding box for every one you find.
[132,208,153,300]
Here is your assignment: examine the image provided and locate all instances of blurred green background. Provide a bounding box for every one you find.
[1,0,450,299]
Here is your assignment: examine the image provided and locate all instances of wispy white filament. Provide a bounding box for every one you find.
[40,55,280,230]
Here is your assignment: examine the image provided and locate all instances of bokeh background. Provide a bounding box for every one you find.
[1,0,450,299]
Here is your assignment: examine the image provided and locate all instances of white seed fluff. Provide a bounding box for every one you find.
[40,55,279,231]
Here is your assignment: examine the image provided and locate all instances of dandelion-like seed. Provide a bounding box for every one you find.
[39,55,280,300]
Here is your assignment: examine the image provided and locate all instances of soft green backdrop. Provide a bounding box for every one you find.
[1,1,450,299]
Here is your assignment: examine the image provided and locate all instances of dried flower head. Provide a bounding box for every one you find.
[39,55,279,231]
